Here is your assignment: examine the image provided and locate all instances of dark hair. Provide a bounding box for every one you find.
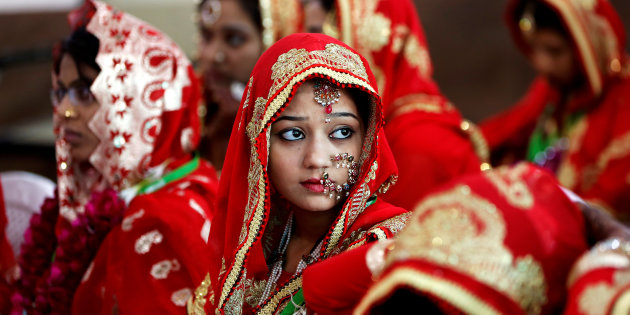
[348,87,373,131]
[198,0,262,30]
[52,27,101,81]
[515,0,569,37]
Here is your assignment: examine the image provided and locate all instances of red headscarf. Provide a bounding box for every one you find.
[190,33,401,314]
[482,0,630,218]
[505,0,627,97]
[55,0,202,222]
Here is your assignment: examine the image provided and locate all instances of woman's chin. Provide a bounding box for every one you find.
[292,195,346,213]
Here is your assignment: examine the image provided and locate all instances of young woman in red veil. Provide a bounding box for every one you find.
[188,33,407,314]
[197,0,488,210]
[481,0,630,220]
[10,1,218,313]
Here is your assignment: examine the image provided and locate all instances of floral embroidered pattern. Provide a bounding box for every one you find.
[134,230,163,254]
[171,287,192,307]
[150,259,180,280]
[121,209,145,231]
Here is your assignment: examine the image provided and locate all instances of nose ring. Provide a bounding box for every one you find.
[214,51,226,63]
[64,108,77,118]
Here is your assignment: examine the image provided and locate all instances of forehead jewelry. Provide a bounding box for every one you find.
[200,0,221,28]
[319,153,359,200]
[313,79,340,123]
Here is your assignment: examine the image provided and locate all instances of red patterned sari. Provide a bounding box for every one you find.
[10,2,218,313]
[354,162,588,314]
[188,33,407,314]
[481,0,630,219]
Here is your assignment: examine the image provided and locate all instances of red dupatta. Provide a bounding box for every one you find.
[482,0,630,218]
[190,33,401,314]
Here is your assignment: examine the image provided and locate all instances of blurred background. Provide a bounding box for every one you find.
[0,0,628,180]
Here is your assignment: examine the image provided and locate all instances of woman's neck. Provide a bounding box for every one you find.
[282,207,338,274]
[292,207,337,242]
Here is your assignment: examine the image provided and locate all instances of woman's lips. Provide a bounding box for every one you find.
[301,178,325,193]
[63,129,83,144]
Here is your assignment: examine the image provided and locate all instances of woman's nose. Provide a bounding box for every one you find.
[303,136,333,169]
[199,42,223,69]
[55,95,76,120]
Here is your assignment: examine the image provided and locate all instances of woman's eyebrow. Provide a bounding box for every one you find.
[274,115,307,123]
[329,112,359,121]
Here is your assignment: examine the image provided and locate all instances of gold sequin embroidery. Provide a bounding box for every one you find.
[388,185,548,314]
[189,273,211,315]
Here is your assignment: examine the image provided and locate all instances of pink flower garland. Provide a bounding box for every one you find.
[10,188,126,314]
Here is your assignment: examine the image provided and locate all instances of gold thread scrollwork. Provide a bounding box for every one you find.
[387,185,547,313]
[483,163,534,210]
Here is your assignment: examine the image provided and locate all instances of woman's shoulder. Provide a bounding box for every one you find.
[123,162,216,234]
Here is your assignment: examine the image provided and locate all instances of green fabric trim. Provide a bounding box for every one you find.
[526,105,584,162]
[280,289,305,315]
[136,156,200,195]
[366,196,377,208]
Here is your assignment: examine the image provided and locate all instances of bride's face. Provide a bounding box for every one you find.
[269,81,365,213]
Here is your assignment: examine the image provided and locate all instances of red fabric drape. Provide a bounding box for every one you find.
[355,163,588,314]
[481,0,630,219]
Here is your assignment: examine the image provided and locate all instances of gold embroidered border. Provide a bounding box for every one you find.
[253,67,374,142]
[367,212,411,239]
[353,267,501,315]
[545,0,602,94]
[257,276,303,314]
[461,120,490,165]
[386,93,449,121]
[219,162,266,308]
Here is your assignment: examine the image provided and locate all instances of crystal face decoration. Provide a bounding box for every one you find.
[313,79,340,123]
[320,153,359,199]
